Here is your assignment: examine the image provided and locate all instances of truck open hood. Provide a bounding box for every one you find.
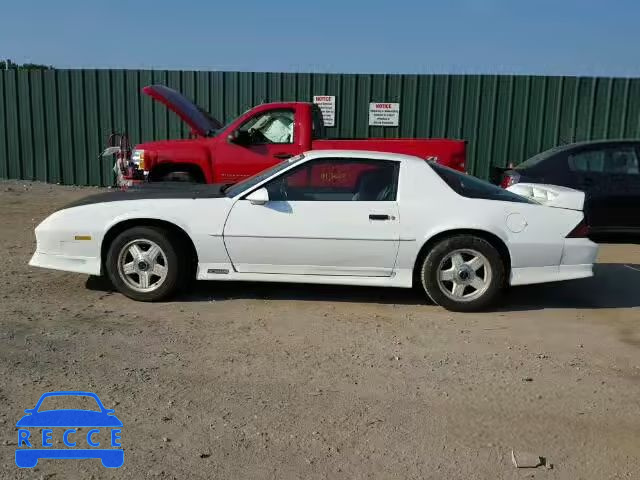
[142,85,223,137]
[507,183,585,211]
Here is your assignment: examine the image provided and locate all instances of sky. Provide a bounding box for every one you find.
[3,0,640,76]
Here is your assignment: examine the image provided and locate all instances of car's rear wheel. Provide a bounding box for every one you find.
[420,235,506,312]
[105,226,184,302]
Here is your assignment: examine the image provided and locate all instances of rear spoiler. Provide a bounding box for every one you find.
[507,183,585,211]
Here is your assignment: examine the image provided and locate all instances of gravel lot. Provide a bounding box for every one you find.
[1,179,640,479]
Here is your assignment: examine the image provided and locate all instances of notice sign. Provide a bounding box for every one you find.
[369,102,400,126]
[312,95,336,127]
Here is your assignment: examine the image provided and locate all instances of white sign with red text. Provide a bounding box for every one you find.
[369,102,400,126]
[312,95,336,127]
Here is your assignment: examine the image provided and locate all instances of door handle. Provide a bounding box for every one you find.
[274,153,293,160]
[369,214,392,221]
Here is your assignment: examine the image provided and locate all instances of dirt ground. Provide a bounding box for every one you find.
[1,179,639,480]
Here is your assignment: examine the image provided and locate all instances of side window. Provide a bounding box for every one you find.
[263,159,398,201]
[569,147,640,175]
[568,149,605,173]
[607,148,639,174]
[237,109,294,145]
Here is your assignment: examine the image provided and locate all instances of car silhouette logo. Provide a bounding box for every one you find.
[15,391,123,468]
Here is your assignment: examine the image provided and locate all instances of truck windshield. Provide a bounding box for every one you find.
[225,155,306,197]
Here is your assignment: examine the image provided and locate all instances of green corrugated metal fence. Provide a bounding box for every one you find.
[1,70,640,186]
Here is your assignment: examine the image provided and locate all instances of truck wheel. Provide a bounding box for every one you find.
[419,235,506,312]
[160,171,199,182]
[105,226,185,302]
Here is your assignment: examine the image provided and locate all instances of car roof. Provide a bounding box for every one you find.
[301,149,426,164]
[514,139,640,170]
[540,139,640,156]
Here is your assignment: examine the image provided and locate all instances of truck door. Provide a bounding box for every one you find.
[214,108,302,183]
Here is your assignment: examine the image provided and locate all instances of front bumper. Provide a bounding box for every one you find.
[118,166,146,187]
[29,251,101,276]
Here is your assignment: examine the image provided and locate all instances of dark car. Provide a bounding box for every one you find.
[497,140,640,235]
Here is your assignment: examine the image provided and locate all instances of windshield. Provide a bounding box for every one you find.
[197,106,223,136]
[225,155,306,197]
[430,163,536,204]
[211,112,247,138]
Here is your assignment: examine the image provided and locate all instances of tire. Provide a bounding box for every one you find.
[105,226,185,302]
[160,171,198,182]
[419,235,506,312]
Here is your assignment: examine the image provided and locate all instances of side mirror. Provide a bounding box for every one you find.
[227,130,239,143]
[246,188,269,205]
[230,130,253,145]
[24,409,34,414]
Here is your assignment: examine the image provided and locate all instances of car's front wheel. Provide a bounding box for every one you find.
[105,226,184,302]
[419,235,506,312]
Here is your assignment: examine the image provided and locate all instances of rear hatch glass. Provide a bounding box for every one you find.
[430,163,535,204]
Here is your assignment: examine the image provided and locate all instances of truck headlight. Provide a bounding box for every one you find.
[131,149,145,170]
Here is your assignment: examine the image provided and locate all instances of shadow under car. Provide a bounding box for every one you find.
[86,263,640,311]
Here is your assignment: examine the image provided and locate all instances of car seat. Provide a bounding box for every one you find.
[352,169,393,201]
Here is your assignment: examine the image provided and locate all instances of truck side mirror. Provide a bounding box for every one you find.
[229,130,253,146]
[227,130,239,143]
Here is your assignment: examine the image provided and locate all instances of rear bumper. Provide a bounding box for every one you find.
[510,264,593,286]
[29,251,101,276]
[510,238,598,286]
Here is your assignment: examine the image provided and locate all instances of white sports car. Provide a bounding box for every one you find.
[29,150,598,311]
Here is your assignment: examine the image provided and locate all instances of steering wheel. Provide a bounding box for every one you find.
[247,128,270,145]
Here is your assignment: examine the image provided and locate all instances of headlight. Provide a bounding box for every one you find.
[131,149,145,170]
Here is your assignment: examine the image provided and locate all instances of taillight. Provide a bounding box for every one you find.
[500,172,520,188]
[447,153,465,172]
[566,220,590,238]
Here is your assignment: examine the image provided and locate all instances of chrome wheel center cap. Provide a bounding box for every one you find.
[457,267,473,283]
[137,261,149,271]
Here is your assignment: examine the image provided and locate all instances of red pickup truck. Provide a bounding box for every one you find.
[127,85,466,184]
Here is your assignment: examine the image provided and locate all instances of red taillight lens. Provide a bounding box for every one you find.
[500,173,520,188]
[450,153,465,172]
[566,220,590,238]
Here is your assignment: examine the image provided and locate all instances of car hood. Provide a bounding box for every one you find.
[60,183,228,211]
[16,410,123,427]
[143,85,223,137]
